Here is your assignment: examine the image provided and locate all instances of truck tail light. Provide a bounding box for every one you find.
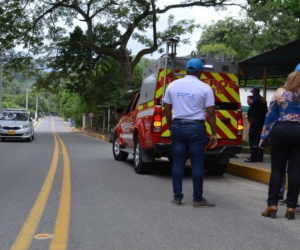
[237,116,244,135]
[153,113,162,132]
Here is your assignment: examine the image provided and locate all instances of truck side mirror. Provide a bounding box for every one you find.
[115,107,124,115]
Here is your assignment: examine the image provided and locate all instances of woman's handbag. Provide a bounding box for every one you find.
[260,137,270,148]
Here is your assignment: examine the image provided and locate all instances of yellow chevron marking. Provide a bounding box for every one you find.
[158,69,171,82]
[216,116,236,139]
[205,116,236,139]
[156,86,163,98]
[162,115,167,126]
[162,130,170,137]
[147,100,154,108]
[219,110,237,127]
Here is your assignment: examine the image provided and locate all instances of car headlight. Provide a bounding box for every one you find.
[22,124,29,129]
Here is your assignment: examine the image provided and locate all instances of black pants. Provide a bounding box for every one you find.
[248,124,264,161]
[268,122,300,208]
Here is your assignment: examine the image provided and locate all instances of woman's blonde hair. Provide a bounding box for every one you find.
[283,71,300,101]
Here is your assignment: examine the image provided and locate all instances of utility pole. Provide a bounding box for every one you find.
[35,97,39,120]
[0,49,2,112]
[26,88,29,111]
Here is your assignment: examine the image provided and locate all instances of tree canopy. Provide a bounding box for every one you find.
[197,0,300,61]
[0,0,238,89]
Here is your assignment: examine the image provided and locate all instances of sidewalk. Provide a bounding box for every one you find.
[228,153,271,184]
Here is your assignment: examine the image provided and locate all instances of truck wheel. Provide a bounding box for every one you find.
[112,135,128,161]
[134,136,147,174]
[207,163,227,175]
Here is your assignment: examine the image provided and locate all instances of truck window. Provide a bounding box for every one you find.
[124,94,140,115]
[132,94,140,111]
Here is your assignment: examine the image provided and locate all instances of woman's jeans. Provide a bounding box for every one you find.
[171,120,207,201]
[268,122,300,208]
[279,163,288,198]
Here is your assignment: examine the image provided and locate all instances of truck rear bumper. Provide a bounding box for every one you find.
[154,143,242,155]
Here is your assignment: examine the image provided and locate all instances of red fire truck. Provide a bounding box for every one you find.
[112,37,243,175]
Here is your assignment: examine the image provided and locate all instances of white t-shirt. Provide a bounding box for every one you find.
[164,75,215,120]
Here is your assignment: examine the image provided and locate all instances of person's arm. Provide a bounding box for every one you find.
[206,106,217,149]
[163,103,173,129]
[258,89,282,148]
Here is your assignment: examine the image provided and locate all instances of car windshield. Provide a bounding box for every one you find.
[0,112,29,121]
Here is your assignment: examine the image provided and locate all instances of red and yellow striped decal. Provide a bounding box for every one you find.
[201,72,240,103]
[154,69,240,139]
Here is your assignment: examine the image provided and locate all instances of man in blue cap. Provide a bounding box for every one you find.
[245,86,268,162]
[164,58,217,208]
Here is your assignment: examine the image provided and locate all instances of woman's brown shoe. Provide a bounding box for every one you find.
[261,206,278,218]
[285,208,295,220]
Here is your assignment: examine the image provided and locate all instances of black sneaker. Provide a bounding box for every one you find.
[193,198,215,208]
[296,207,300,215]
[280,199,287,206]
[278,195,284,200]
[171,199,182,206]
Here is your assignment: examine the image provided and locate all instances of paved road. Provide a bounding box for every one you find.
[1,116,300,250]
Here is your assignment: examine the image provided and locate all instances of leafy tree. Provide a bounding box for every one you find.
[130,57,152,89]
[197,0,300,61]
[197,17,260,61]
[198,43,236,59]
[245,0,300,51]
[1,0,238,90]
[59,90,84,126]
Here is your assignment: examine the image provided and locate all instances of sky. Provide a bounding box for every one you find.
[128,0,245,59]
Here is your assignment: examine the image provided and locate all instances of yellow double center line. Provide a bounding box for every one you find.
[11,118,71,250]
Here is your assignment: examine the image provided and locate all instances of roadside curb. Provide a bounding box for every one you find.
[71,127,110,142]
[227,162,270,184]
[81,130,109,142]
[34,118,42,128]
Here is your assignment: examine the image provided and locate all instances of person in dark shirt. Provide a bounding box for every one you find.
[246,95,253,123]
[244,87,268,163]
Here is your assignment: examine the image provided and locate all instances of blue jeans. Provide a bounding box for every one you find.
[171,120,207,201]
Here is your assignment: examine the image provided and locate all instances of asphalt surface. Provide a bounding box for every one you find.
[2,116,299,250]
[74,120,273,185]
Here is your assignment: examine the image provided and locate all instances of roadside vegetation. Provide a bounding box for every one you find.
[1,0,300,128]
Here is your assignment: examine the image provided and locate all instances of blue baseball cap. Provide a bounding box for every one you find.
[250,86,260,93]
[186,58,203,72]
[295,63,300,71]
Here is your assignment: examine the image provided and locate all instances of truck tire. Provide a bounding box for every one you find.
[112,135,128,161]
[167,156,173,165]
[134,135,147,174]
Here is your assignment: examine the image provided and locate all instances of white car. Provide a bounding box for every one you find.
[0,110,34,142]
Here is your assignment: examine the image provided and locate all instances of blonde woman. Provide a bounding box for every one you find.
[261,64,300,220]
